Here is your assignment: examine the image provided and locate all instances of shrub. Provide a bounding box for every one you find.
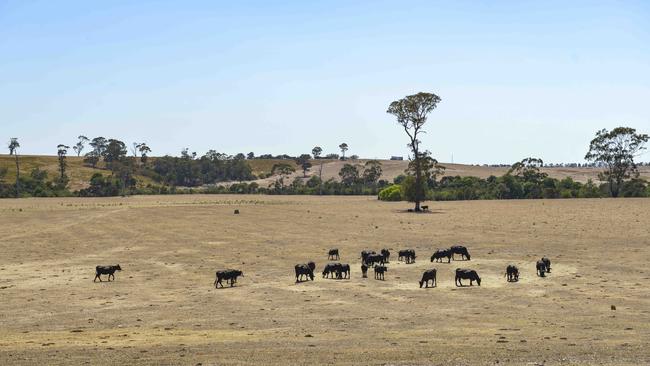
[560,189,574,199]
[378,184,402,201]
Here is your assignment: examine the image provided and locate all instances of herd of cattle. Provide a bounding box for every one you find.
[92,246,553,288]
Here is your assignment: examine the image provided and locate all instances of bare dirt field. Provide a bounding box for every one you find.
[1,195,649,365]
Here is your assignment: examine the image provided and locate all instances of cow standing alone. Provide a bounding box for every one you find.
[328,248,340,260]
[94,265,122,282]
[214,269,243,288]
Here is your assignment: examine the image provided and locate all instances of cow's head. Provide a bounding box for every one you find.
[115,265,122,271]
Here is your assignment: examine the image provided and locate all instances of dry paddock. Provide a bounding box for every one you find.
[0,195,649,365]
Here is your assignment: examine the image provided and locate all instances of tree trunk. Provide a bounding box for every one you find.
[14,153,20,197]
[318,161,324,195]
[611,177,621,198]
[413,146,423,212]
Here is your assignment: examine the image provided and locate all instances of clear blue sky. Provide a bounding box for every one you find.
[1,0,649,164]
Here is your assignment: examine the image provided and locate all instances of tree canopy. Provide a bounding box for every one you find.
[584,127,649,197]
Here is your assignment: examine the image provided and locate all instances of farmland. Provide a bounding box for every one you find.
[1,195,649,365]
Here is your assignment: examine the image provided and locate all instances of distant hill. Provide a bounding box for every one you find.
[240,159,650,188]
[2,155,648,191]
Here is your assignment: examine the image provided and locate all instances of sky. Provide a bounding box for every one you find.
[1,0,649,164]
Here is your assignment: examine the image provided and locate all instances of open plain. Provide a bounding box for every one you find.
[1,195,649,365]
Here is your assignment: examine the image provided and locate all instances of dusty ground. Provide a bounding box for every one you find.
[0,195,649,365]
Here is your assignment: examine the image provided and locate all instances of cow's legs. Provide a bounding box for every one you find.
[94,273,101,282]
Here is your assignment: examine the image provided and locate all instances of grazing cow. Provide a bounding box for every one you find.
[365,253,385,266]
[214,269,243,288]
[430,249,452,263]
[419,269,437,288]
[361,250,376,263]
[361,264,368,278]
[93,265,122,282]
[381,249,391,263]
[404,249,416,264]
[450,245,471,261]
[536,260,547,277]
[455,268,481,286]
[337,263,350,279]
[374,265,387,280]
[505,265,519,282]
[399,249,416,263]
[328,248,340,260]
[398,249,409,261]
[541,257,551,273]
[307,261,316,272]
[322,263,342,279]
[295,264,315,282]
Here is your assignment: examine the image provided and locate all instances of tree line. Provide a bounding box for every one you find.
[2,99,648,201]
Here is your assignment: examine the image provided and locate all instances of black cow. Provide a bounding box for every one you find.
[400,249,416,264]
[322,263,342,279]
[381,249,391,263]
[536,260,547,277]
[93,265,122,282]
[361,250,376,263]
[450,245,471,261]
[214,269,243,288]
[541,257,551,273]
[365,253,385,266]
[419,269,437,288]
[337,263,350,279]
[505,265,519,282]
[374,265,387,280]
[455,268,481,286]
[361,264,368,278]
[398,249,409,262]
[307,261,316,272]
[430,249,452,263]
[328,248,340,260]
[295,264,315,282]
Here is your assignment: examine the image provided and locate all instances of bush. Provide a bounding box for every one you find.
[378,185,402,201]
[393,174,406,185]
[620,178,648,197]
[559,189,574,199]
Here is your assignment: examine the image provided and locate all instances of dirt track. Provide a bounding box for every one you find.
[1,195,649,365]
